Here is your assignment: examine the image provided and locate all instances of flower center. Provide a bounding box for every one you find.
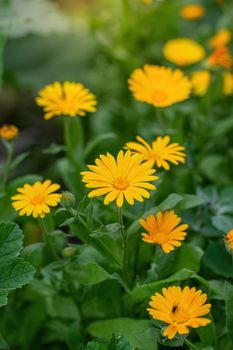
[148,151,160,162]
[152,231,168,244]
[151,90,168,103]
[30,194,46,205]
[113,177,129,190]
[171,305,189,324]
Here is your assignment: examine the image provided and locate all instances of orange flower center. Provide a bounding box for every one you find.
[148,151,161,162]
[151,90,167,103]
[152,231,168,244]
[171,305,189,324]
[30,193,46,205]
[113,177,129,190]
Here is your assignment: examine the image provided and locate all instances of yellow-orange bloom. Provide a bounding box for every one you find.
[191,70,211,96]
[207,46,233,69]
[36,81,97,120]
[125,136,186,170]
[81,150,158,207]
[139,210,188,253]
[209,29,232,49]
[128,65,191,108]
[223,72,233,95]
[0,124,18,141]
[225,229,233,250]
[11,180,61,218]
[163,38,205,66]
[147,286,211,339]
[180,4,205,20]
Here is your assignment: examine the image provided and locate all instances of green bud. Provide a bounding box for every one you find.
[60,191,76,209]
[63,246,75,257]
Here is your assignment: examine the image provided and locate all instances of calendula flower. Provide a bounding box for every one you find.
[191,70,211,96]
[139,210,188,253]
[81,150,158,208]
[180,4,205,20]
[225,229,233,250]
[11,180,61,218]
[207,46,233,69]
[36,81,97,120]
[0,124,18,141]
[208,29,232,49]
[142,0,153,3]
[147,286,211,339]
[223,72,233,95]
[128,65,191,108]
[163,38,205,66]
[125,136,186,170]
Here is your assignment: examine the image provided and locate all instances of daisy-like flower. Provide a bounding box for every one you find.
[191,70,211,96]
[180,4,205,20]
[225,229,233,250]
[81,150,158,208]
[128,65,191,108]
[125,136,186,170]
[36,81,97,120]
[223,72,233,95]
[139,210,188,253]
[163,38,205,66]
[207,46,233,69]
[147,286,211,339]
[208,29,232,49]
[0,124,18,141]
[11,180,61,218]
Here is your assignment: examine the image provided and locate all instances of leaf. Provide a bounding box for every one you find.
[203,242,233,279]
[42,143,66,155]
[0,221,23,263]
[0,258,35,290]
[9,152,30,171]
[209,280,225,300]
[211,215,233,233]
[224,281,233,345]
[0,34,5,87]
[178,194,204,210]
[0,291,8,307]
[85,341,107,350]
[84,133,117,159]
[67,261,110,286]
[196,314,216,348]
[0,332,9,349]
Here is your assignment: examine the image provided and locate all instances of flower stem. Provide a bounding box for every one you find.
[156,108,165,133]
[184,338,199,350]
[2,141,14,191]
[38,218,58,260]
[118,207,129,287]
[63,118,74,163]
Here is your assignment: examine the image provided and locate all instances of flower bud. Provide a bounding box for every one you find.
[63,246,75,257]
[60,191,76,209]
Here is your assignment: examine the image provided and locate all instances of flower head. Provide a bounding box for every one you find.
[11,180,61,218]
[147,286,211,339]
[125,136,186,170]
[223,72,233,95]
[36,81,97,120]
[139,210,188,253]
[0,124,18,141]
[207,46,233,69]
[209,29,232,49]
[128,65,191,108]
[225,229,233,250]
[191,70,211,96]
[180,4,205,20]
[163,38,205,66]
[81,150,158,207]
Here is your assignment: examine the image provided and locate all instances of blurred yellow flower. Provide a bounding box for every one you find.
[139,210,188,253]
[125,135,186,170]
[163,38,205,66]
[11,180,61,218]
[147,286,211,339]
[209,29,232,49]
[81,150,158,207]
[128,65,191,107]
[191,70,211,96]
[207,46,233,69]
[36,81,97,120]
[180,4,205,20]
[142,0,153,3]
[223,72,233,95]
[0,124,18,141]
[225,229,233,250]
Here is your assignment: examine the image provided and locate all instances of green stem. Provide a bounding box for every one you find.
[184,338,199,350]
[2,141,14,191]
[38,218,58,260]
[118,207,129,287]
[64,118,74,163]
[156,108,164,133]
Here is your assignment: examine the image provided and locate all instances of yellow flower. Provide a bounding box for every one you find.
[209,29,232,49]
[142,0,153,3]
[191,70,211,96]
[81,150,158,208]
[225,229,233,250]
[163,38,205,66]
[207,46,233,69]
[223,72,233,95]
[0,124,18,141]
[125,136,186,170]
[36,81,97,120]
[11,180,61,218]
[147,286,211,339]
[139,210,188,253]
[128,65,191,108]
[180,4,205,20]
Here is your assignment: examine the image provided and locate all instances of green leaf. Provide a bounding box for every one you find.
[67,261,110,286]
[0,221,23,263]
[84,133,117,159]
[85,341,107,350]
[87,318,159,350]
[0,332,9,349]
[0,258,35,290]
[178,194,204,210]
[209,280,225,300]
[0,34,5,87]
[42,143,66,155]
[203,242,233,279]
[224,281,233,346]
[196,314,216,348]
[0,291,8,307]
[9,152,30,171]
[211,215,233,232]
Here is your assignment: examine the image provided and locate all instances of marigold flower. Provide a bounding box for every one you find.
[207,46,233,69]
[128,65,191,108]
[81,150,158,208]
[125,136,186,170]
[223,72,233,95]
[208,29,232,49]
[36,81,97,120]
[225,229,233,250]
[139,210,188,253]
[163,38,205,66]
[191,70,211,96]
[0,124,18,141]
[147,286,211,339]
[11,180,61,218]
[180,4,205,20]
